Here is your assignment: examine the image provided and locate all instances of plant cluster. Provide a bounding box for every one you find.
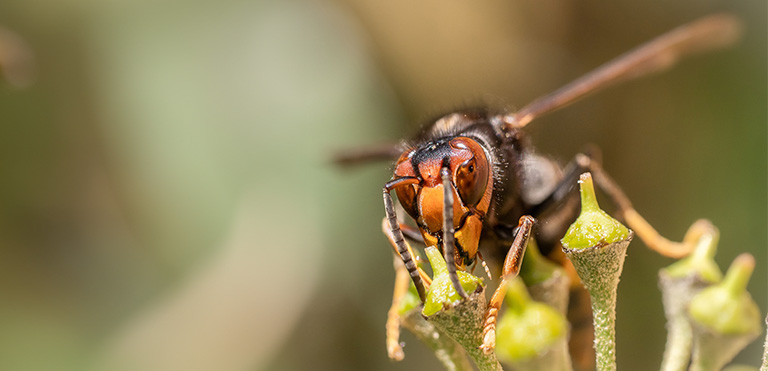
[388,173,765,371]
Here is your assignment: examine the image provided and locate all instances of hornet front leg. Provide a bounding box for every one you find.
[441,165,468,299]
[384,182,428,302]
[480,215,535,354]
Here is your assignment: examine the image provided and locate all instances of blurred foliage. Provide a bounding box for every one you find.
[0,0,764,370]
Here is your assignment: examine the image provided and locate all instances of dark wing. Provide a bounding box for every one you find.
[503,14,742,129]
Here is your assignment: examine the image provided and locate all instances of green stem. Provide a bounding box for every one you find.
[591,280,618,371]
[465,345,504,371]
[427,289,502,371]
[689,330,735,371]
[526,272,570,316]
[661,315,693,371]
[658,273,710,371]
[564,236,631,371]
[400,310,474,371]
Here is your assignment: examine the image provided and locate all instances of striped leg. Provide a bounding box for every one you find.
[480,215,535,354]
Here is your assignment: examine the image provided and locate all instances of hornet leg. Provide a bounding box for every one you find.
[441,165,468,299]
[385,256,411,361]
[480,215,535,354]
[381,218,433,287]
[384,186,428,301]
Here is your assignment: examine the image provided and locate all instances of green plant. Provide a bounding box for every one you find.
[387,173,764,371]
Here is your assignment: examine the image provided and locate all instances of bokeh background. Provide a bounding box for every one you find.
[0,0,765,370]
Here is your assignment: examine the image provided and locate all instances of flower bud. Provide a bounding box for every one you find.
[688,254,763,371]
[561,173,629,250]
[495,278,572,371]
[422,246,482,317]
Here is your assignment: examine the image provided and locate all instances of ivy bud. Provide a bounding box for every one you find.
[689,253,761,335]
[688,254,763,371]
[561,172,629,250]
[422,246,482,317]
[495,277,572,371]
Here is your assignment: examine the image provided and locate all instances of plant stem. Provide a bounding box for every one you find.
[526,271,570,316]
[428,289,503,371]
[659,277,695,371]
[689,330,753,371]
[564,236,631,371]
[400,309,474,371]
[662,318,691,371]
[591,275,619,371]
[658,231,721,371]
[658,274,703,371]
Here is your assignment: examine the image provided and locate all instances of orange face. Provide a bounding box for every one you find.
[390,136,493,268]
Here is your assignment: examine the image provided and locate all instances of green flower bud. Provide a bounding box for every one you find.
[663,230,722,283]
[687,254,762,371]
[495,278,569,363]
[422,246,482,317]
[689,254,761,335]
[561,173,629,250]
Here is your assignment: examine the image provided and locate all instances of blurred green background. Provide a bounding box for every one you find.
[0,0,764,370]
